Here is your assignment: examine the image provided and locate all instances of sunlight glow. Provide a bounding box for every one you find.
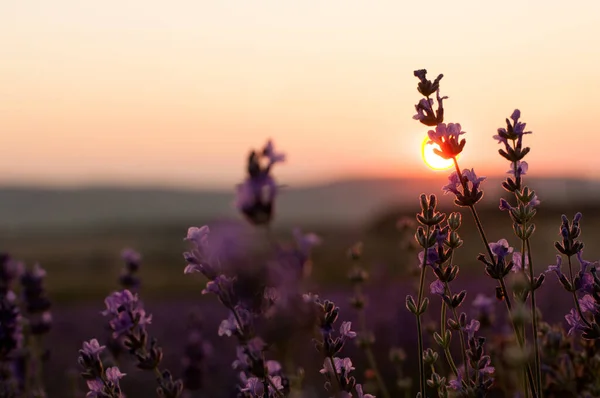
[421,136,455,170]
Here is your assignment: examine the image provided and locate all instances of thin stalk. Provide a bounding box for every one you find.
[526,239,543,397]
[521,238,530,398]
[355,284,391,398]
[415,225,431,398]
[443,282,468,381]
[439,301,460,378]
[567,256,592,327]
[328,356,343,392]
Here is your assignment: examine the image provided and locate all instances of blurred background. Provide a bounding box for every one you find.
[2,1,600,396]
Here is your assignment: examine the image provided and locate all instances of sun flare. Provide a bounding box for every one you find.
[421,136,455,170]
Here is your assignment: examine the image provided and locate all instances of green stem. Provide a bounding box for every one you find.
[526,239,543,397]
[415,225,431,398]
[355,285,391,398]
[567,256,592,327]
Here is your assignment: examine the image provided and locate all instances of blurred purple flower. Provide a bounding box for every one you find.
[355,384,376,398]
[430,280,445,296]
[511,252,529,272]
[121,248,141,265]
[262,140,286,165]
[464,319,481,340]
[579,295,598,314]
[546,255,564,278]
[418,248,439,268]
[472,294,495,316]
[565,308,586,335]
[339,321,357,340]
[576,251,597,273]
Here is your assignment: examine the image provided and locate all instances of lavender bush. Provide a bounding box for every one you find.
[1,70,599,398]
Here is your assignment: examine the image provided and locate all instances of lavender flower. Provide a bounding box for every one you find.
[119,248,141,290]
[78,339,125,398]
[413,69,447,126]
[430,280,445,296]
[507,161,528,179]
[236,140,285,225]
[443,168,486,207]
[0,254,23,295]
[511,252,529,272]
[102,290,152,339]
[472,294,496,327]
[489,239,513,262]
[565,309,587,336]
[464,319,480,340]
[427,123,467,159]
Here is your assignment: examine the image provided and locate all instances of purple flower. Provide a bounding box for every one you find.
[320,357,355,376]
[121,248,141,265]
[499,198,513,211]
[464,319,481,340]
[102,290,153,338]
[576,272,595,294]
[579,295,598,314]
[293,228,322,257]
[86,379,105,397]
[512,252,529,272]
[82,339,105,357]
[576,251,597,273]
[443,169,486,205]
[427,123,467,159]
[546,255,564,278]
[430,280,445,295]
[262,140,286,165]
[565,308,587,335]
[355,384,376,398]
[418,248,440,268]
[413,98,434,121]
[472,294,495,316]
[507,161,528,178]
[105,367,126,384]
[102,290,137,316]
[442,171,462,195]
[489,239,513,261]
[185,226,210,249]
[448,372,463,391]
[201,275,235,305]
[339,321,357,340]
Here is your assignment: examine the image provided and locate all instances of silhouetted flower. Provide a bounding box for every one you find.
[427,123,466,159]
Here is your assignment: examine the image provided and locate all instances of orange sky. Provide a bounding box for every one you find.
[1,1,599,189]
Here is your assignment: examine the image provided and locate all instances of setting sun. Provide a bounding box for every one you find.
[421,136,455,170]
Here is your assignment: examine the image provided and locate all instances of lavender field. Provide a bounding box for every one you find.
[3,11,600,393]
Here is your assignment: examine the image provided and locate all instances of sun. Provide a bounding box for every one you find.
[421,136,455,170]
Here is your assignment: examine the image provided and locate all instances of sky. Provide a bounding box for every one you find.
[1,1,600,189]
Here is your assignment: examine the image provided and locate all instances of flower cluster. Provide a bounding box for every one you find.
[99,289,183,397]
[306,294,366,397]
[78,339,126,398]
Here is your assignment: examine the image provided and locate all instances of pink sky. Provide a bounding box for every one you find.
[1,1,599,189]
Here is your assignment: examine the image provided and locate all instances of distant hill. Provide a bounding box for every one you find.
[1,177,599,231]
